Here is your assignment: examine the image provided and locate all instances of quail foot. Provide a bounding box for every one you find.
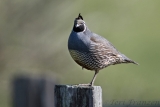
[68,13,138,86]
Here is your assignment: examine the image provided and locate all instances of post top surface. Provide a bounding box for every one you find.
[55,84,102,89]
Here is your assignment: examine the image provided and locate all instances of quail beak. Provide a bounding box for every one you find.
[76,24,80,28]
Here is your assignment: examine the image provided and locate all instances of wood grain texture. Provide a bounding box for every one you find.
[54,85,102,107]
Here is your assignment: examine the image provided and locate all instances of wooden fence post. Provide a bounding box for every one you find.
[13,75,57,107]
[54,85,102,107]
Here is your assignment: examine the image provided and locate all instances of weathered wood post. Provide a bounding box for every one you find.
[13,75,57,107]
[54,85,102,107]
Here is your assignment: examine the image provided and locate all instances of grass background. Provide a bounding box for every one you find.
[0,0,160,107]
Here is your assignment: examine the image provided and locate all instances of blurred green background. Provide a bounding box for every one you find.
[0,0,160,107]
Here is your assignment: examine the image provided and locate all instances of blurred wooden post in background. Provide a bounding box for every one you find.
[54,85,102,107]
[13,75,57,107]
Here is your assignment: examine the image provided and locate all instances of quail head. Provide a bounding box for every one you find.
[68,13,138,86]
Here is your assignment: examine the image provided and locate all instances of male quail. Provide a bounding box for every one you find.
[68,13,138,86]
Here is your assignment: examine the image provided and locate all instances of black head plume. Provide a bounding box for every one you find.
[76,13,83,20]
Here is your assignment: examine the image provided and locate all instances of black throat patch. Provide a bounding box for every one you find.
[73,24,85,32]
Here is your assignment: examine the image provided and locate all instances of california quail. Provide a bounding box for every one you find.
[68,13,138,86]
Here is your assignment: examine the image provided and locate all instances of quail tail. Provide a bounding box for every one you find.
[121,54,139,65]
[124,59,139,65]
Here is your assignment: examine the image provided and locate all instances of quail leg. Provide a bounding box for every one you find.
[78,70,99,86]
[90,70,99,86]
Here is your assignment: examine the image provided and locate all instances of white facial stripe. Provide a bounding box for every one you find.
[82,23,86,32]
[81,20,86,32]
